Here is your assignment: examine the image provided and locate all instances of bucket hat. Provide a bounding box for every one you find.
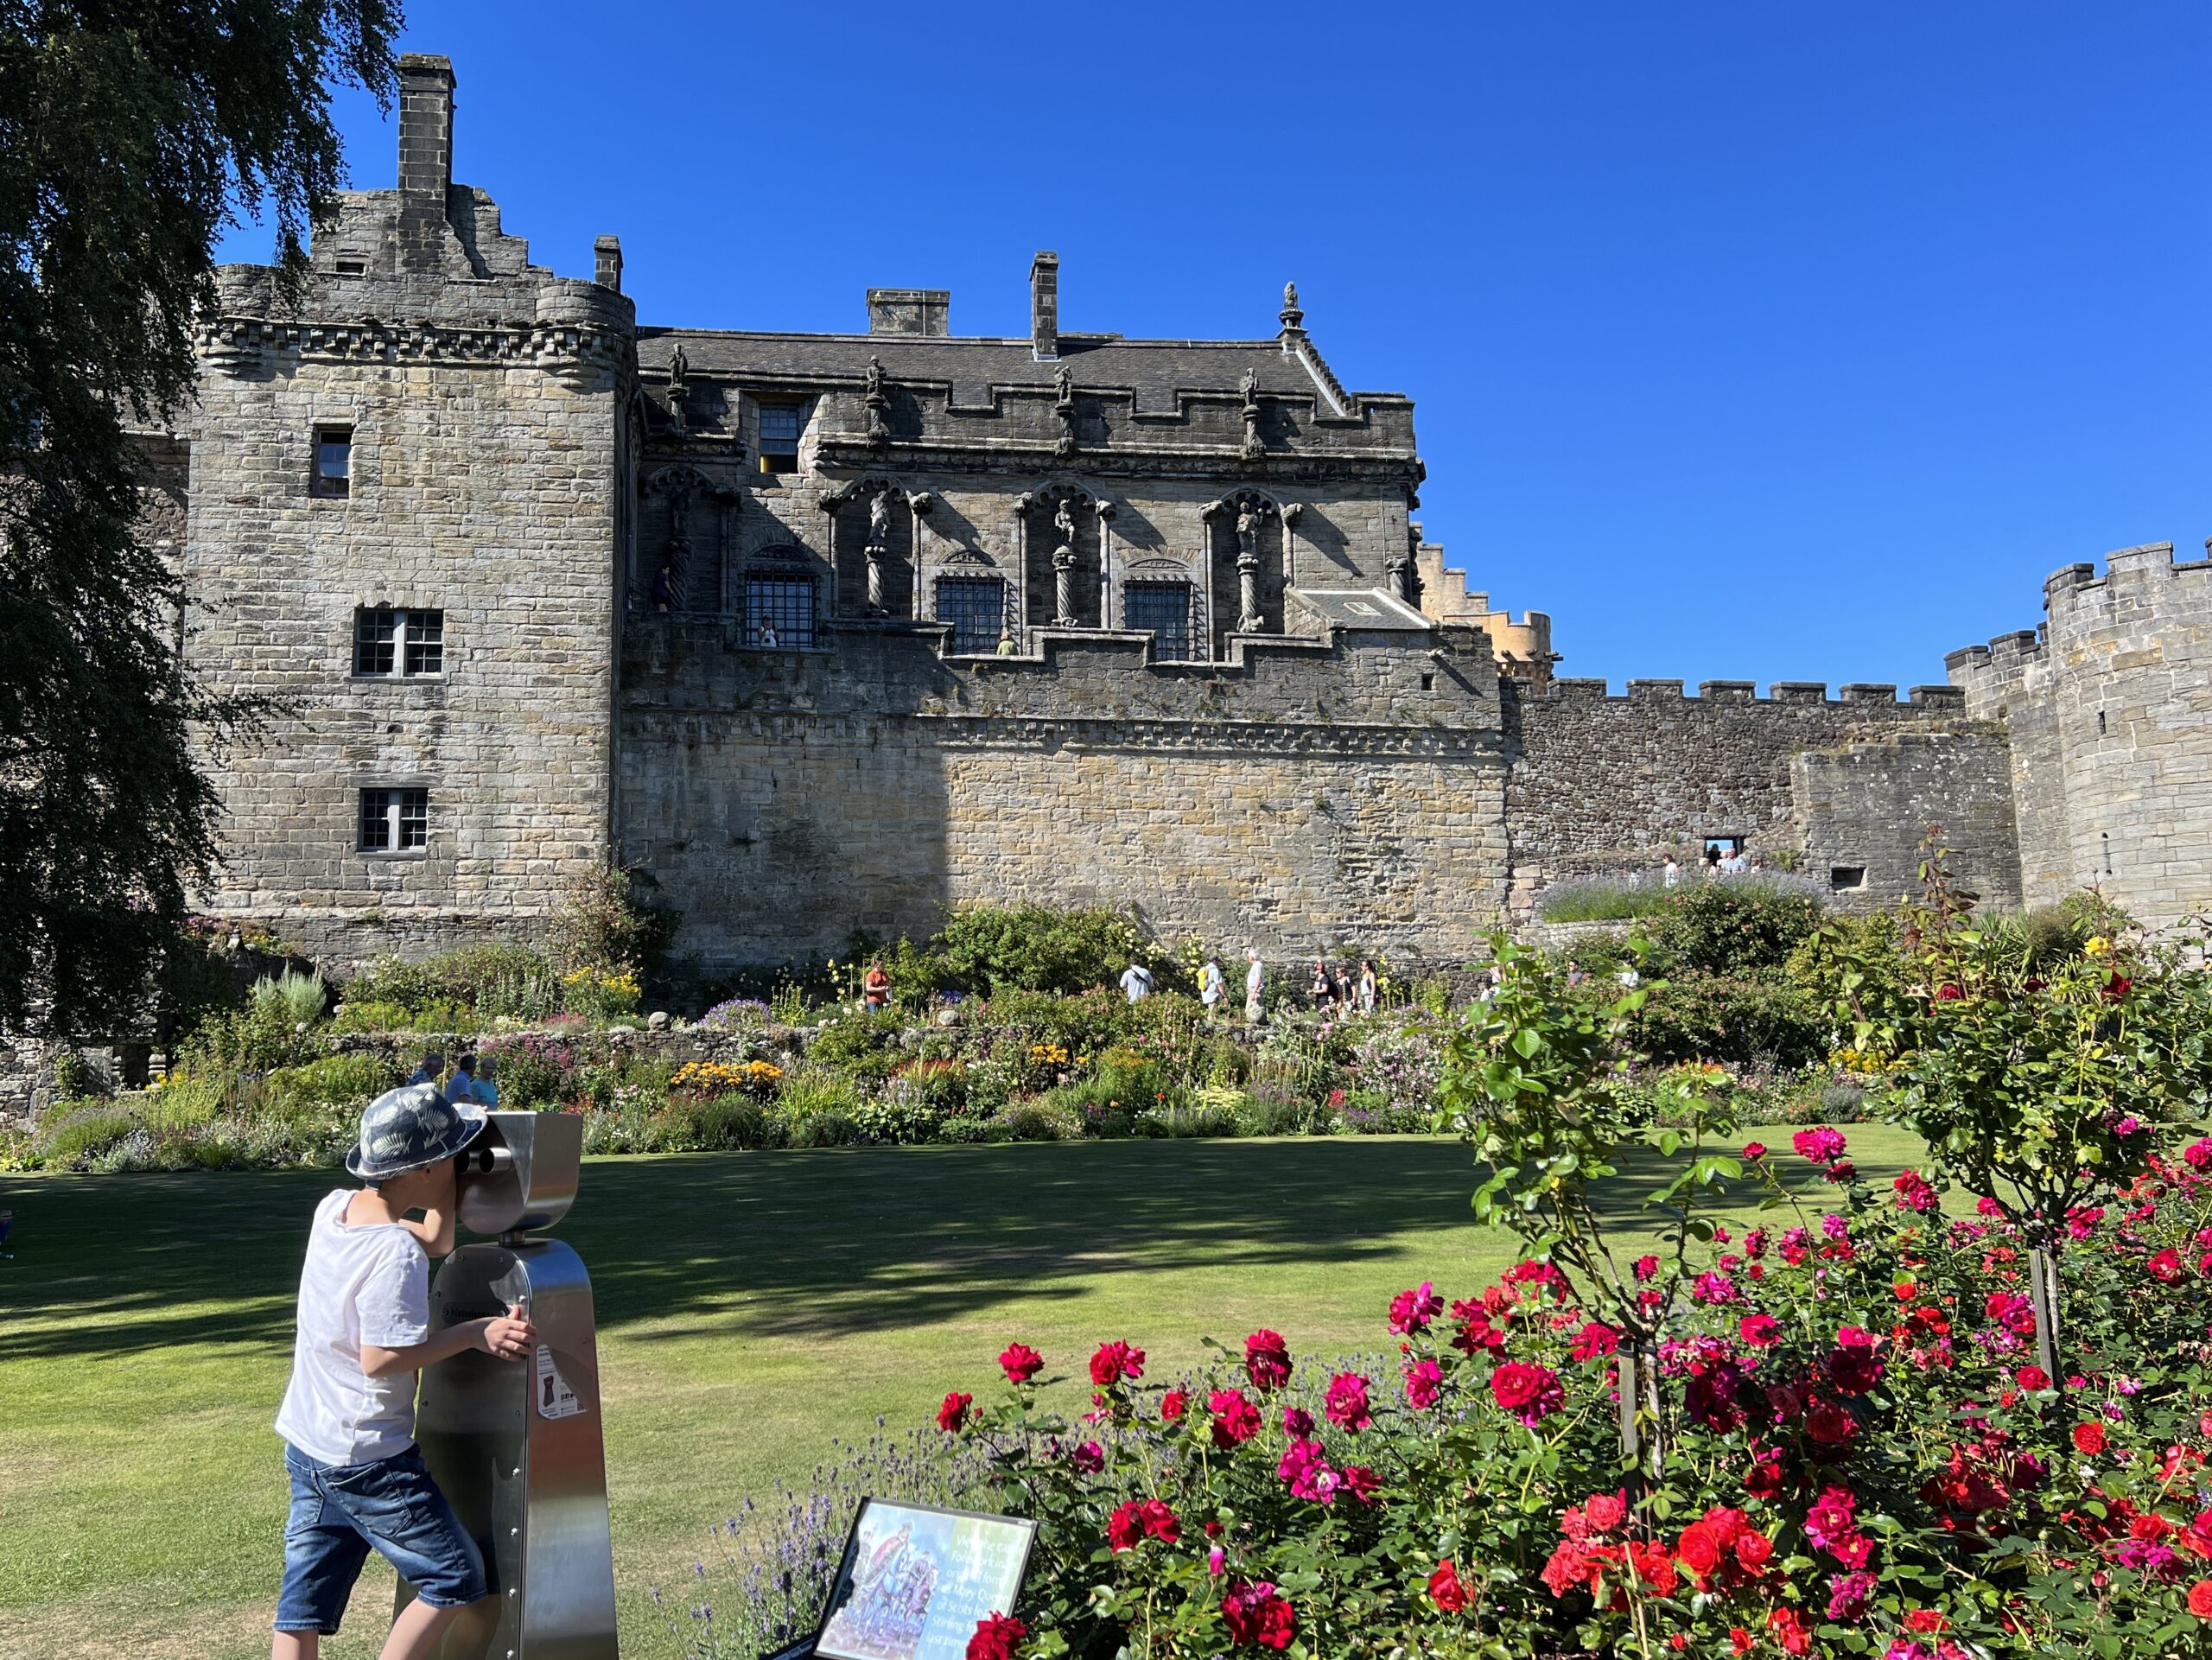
[345,1083,486,1180]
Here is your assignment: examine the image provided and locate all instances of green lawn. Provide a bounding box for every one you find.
[0,1128,1926,1659]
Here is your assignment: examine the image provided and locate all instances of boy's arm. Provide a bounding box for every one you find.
[361,1303,537,1379]
[396,1199,457,1258]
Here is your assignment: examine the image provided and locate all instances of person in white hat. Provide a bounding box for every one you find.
[270,1084,537,1659]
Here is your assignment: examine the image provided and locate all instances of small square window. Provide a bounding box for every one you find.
[1830,865,1867,892]
[1124,582,1193,660]
[313,427,353,498]
[359,787,429,853]
[937,577,1006,654]
[745,575,817,648]
[757,404,801,474]
[353,607,444,677]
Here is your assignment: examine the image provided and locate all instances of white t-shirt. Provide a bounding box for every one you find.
[274,1189,432,1466]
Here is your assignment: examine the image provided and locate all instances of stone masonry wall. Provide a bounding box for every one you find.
[1503,677,2019,913]
[182,266,632,971]
[618,620,1510,970]
[1951,543,2212,930]
[1793,728,2022,910]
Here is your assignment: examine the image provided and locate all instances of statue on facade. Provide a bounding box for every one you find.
[1051,498,1077,626]
[864,487,894,614]
[1240,366,1259,411]
[1053,363,1073,405]
[864,355,889,442]
[665,340,690,436]
[1239,366,1263,460]
[1235,500,1264,633]
[1052,364,1077,458]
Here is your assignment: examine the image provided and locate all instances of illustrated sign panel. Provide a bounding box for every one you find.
[812,1498,1036,1660]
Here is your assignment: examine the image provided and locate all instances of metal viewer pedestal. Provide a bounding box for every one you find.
[401,1112,618,1659]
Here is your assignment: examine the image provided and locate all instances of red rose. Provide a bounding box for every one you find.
[1090,1340,1145,1386]
[1730,1631,1753,1656]
[1324,1371,1373,1431]
[1244,1329,1293,1390]
[1905,1608,1948,1634]
[1222,1580,1296,1650]
[1586,1491,1628,1532]
[2016,1365,2050,1390]
[1676,1521,1724,1579]
[1738,1313,1780,1347]
[1742,1142,1767,1161]
[1428,1558,1469,1612]
[1734,1530,1773,1573]
[999,1342,1045,1384]
[1807,1400,1858,1445]
[1403,1358,1445,1409]
[937,1391,972,1433]
[1491,1360,1565,1425]
[2152,1248,2186,1283]
[1209,1388,1262,1448]
[967,1612,1027,1660]
[1340,1464,1381,1504]
[1825,1328,1885,1396]
[1769,1607,1812,1657]
[2190,1580,2212,1619]
[1160,1388,1187,1421]
[1107,1500,1145,1552]
[1571,1321,1620,1362]
[1068,1439,1104,1473]
[2074,1421,2107,1457]
[1141,1498,1179,1542]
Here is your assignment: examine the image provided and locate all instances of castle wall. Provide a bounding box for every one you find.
[181,270,632,970]
[616,622,1510,969]
[1502,678,2019,911]
[1951,544,2212,929]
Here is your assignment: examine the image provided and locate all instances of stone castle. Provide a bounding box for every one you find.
[159,54,2209,979]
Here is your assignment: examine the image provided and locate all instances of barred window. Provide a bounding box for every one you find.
[313,427,353,498]
[1125,582,1193,659]
[353,607,444,677]
[745,575,816,648]
[757,404,801,474]
[936,577,1005,654]
[359,787,429,853]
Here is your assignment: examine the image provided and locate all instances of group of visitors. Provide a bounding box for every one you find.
[1650,843,1762,887]
[1192,951,1268,1027]
[1306,957,1378,1015]
[406,1050,499,1108]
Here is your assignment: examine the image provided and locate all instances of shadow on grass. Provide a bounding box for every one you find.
[0,1135,1907,1364]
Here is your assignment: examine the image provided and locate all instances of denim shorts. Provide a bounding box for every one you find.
[275,1443,487,1635]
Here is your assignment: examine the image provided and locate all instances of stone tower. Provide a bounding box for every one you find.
[181,54,636,964]
[1948,539,2212,928]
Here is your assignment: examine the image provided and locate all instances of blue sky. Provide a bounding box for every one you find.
[218,3,2212,691]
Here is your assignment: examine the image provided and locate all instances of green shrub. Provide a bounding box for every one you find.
[1629,971,1828,1069]
[261,1052,397,1115]
[36,1103,141,1166]
[329,997,474,1034]
[776,1063,865,1123]
[993,1102,1079,1142]
[787,1110,860,1148]
[50,1051,108,1099]
[804,1013,903,1084]
[250,968,328,1028]
[479,1034,575,1108]
[140,1072,229,1132]
[687,1094,781,1149]
[1646,875,1826,976]
[931,903,1167,995]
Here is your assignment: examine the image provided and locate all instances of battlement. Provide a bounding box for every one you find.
[1529,677,1960,709]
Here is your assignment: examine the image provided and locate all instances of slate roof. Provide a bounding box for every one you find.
[638,328,1388,414]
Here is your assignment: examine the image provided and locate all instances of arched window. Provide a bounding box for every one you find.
[936,576,1006,653]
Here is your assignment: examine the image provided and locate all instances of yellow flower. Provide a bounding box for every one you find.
[2085,936,2109,956]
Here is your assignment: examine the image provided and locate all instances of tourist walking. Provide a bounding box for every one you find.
[1119,961,1154,1003]
[446,1053,486,1105]
[1309,960,1333,1014]
[1662,853,1681,888]
[1333,963,1354,1008]
[407,1051,444,1088]
[862,960,891,1011]
[1244,951,1265,1027]
[1197,956,1225,1020]
[1357,959,1378,1014]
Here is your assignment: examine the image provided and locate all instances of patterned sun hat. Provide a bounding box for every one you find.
[345,1083,487,1180]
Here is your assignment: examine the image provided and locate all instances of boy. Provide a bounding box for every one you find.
[271,1084,537,1660]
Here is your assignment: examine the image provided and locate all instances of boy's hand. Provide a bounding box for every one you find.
[479,1302,538,1362]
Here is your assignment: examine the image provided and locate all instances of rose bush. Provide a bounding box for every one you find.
[918,1129,2212,1658]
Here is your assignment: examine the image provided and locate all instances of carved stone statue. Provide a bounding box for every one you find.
[862,488,894,614]
[1236,504,1259,557]
[864,356,889,443]
[665,341,690,435]
[1234,500,1264,633]
[1240,366,1259,410]
[1053,363,1073,405]
[1051,498,1077,625]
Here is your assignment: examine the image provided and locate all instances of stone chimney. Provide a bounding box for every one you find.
[867,288,950,336]
[396,54,455,273]
[594,235,624,293]
[1030,251,1059,361]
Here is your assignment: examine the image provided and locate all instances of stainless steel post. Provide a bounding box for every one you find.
[399,1112,619,1659]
